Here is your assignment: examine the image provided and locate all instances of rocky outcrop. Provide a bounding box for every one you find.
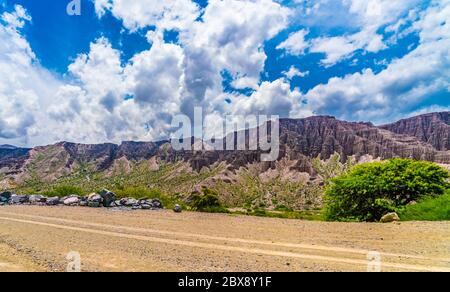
[0,147,30,175]
[381,112,450,151]
[279,116,450,163]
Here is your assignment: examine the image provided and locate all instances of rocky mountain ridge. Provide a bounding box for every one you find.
[1,112,449,190]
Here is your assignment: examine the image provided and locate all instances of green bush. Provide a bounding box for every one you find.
[43,185,85,197]
[325,159,449,222]
[398,192,450,221]
[114,186,163,199]
[190,187,227,213]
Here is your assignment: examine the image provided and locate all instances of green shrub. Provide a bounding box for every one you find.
[43,185,85,197]
[190,187,227,213]
[114,186,162,199]
[398,192,450,221]
[325,159,449,222]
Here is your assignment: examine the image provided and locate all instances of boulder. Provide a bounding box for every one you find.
[64,195,81,206]
[88,201,101,208]
[46,197,60,206]
[10,195,28,204]
[151,199,163,209]
[29,195,47,204]
[380,212,400,223]
[88,193,103,203]
[141,204,152,210]
[99,189,116,207]
[0,191,12,202]
[0,195,10,203]
[114,200,123,206]
[173,204,182,213]
[79,200,88,207]
[120,198,138,207]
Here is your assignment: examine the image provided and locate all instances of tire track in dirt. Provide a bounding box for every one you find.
[1,214,449,272]
[0,210,447,262]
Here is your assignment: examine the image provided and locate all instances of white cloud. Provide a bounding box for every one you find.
[301,0,450,123]
[124,36,185,111]
[0,6,61,144]
[228,79,308,119]
[310,28,387,65]
[0,7,185,146]
[94,0,201,31]
[310,36,358,65]
[1,4,31,29]
[277,29,309,55]
[289,0,421,65]
[178,0,291,114]
[69,37,125,100]
[1,1,448,147]
[283,66,309,80]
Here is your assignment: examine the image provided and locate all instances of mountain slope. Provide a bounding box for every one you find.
[380,112,450,151]
[1,113,450,203]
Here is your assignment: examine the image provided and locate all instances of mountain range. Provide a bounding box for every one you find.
[1,112,449,203]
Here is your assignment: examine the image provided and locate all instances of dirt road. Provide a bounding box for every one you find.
[0,205,449,272]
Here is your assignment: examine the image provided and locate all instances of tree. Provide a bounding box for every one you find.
[325,159,449,222]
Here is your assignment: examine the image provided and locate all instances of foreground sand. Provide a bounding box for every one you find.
[0,205,449,272]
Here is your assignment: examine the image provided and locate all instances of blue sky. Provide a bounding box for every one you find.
[0,0,449,146]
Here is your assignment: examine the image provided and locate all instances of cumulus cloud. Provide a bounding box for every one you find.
[287,0,421,65]
[232,79,302,117]
[177,0,291,116]
[283,66,309,80]
[277,29,309,55]
[301,0,450,123]
[0,5,61,144]
[1,0,448,147]
[94,0,201,31]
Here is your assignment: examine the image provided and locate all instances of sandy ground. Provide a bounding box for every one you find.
[0,205,449,272]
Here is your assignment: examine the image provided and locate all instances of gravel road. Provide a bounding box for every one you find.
[0,205,449,272]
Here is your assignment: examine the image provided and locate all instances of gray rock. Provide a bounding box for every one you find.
[64,195,81,206]
[10,195,28,204]
[88,193,103,203]
[114,200,123,206]
[99,189,116,207]
[151,199,163,209]
[173,204,182,213]
[29,195,47,204]
[131,204,141,210]
[46,197,60,206]
[380,212,400,223]
[120,198,138,207]
[79,200,88,207]
[88,201,101,208]
[141,204,152,210]
[0,196,9,203]
[0,191,12,202]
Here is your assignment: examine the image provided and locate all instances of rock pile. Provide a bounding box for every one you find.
[0,189,165,211]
